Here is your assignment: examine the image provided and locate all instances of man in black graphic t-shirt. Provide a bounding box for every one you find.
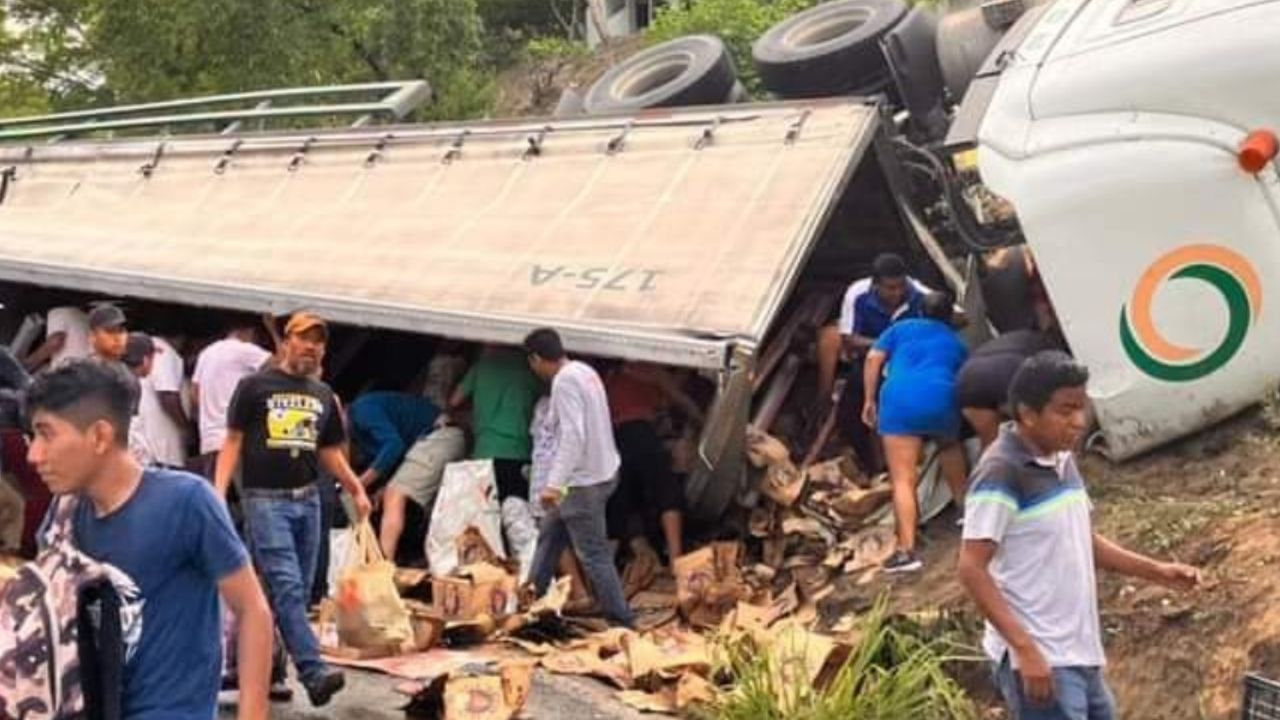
[215,312,371,708]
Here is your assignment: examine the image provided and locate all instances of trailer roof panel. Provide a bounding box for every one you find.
[0,100,878,368]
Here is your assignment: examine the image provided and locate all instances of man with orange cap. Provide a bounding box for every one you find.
[215,312,372,707]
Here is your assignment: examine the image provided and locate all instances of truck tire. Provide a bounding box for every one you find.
[753,0,909,99]
[583,35,737,114]
[936,6,1003,100]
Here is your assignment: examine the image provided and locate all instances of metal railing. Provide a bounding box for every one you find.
[0,80,433,142]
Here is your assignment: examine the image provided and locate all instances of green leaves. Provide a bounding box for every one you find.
[696,597,979,720]
[647,0,820,97]
[0,0,496,120]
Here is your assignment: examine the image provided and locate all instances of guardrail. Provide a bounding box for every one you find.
[0,81,433,142]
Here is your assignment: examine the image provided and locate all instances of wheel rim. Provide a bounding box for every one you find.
[783,8,874,48]
[614,51,697,100]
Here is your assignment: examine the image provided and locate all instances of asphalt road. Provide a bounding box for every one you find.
[218,667,646,719]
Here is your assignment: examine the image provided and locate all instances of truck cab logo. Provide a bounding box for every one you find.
[1120,244,1261,382]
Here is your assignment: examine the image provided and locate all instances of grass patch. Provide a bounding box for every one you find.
[692,597,979,720]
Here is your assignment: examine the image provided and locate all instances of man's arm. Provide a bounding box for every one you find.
[844,333,877,356]
[214,431,244,497]
[261,314,284,366]
[219,565,272,720]
[958,539,1055,705]
[629,364,705,425]
[1093,533,1200,590]
[158,391,189,429]
[189,383,202,437]
[319,446,371,520]
[356,411,408,488]
[543,381,587,494]
[23,332,65,371]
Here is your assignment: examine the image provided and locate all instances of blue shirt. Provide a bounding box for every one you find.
[846,278,927,339]
[72,470,248,720]
[874,318,968,386]
[349,392,440,477]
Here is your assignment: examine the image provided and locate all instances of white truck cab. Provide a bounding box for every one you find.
[969,0,1280,458]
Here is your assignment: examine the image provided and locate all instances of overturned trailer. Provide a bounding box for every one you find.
[0,84,939,522]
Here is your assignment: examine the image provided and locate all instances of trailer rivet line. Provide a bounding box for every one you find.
[694,118,722,150]
[364,132,395,168]
[442,130,470,165]
[785,110,812,145]
[287,136,317,173]
[138,141,167,178]
[213,139,243,175]
[523,125,552,161]
[0,166,17,205]
[606,121,633,155]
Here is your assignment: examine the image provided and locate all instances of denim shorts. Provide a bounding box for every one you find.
[992,654,1116,720]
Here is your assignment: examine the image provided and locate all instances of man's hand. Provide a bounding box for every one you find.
[358,468,379,488]
[1155,562,1201,591]
[861,401,878,429]
[1015,644,1055,707]
[352,488,373,520]
[540,487,563,510]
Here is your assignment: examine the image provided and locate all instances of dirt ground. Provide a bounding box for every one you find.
[823,410,1280,720]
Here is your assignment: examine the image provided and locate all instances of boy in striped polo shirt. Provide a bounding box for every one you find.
[958,351,1200,720]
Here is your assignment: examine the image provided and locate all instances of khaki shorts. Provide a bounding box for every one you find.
[388,427,466,510]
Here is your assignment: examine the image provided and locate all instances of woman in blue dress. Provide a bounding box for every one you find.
[862,292,969,574]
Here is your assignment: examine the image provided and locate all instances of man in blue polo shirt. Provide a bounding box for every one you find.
[816,253,931,473]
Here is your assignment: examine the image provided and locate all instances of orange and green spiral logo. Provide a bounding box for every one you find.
[1120,244,1261,383]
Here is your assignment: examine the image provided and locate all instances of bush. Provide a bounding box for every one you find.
[647,0,819,97]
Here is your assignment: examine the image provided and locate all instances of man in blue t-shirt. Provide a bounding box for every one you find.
[815,253,930,473]
[27,360,273,720]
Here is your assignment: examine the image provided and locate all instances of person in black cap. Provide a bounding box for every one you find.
[88,303,129,363]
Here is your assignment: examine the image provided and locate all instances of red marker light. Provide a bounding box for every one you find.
[1239,130,1278,174]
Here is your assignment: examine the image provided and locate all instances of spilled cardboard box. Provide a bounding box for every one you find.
[432,562,519,624]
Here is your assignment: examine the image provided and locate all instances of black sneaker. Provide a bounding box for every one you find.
[882,549,924,574]
[302,669,345,707]
[269,680,294,703]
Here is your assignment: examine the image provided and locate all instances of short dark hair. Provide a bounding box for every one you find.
[922,291,954,323]
[871,253,909,283]
[1008,351,1089,416]
[523,328,566,362]
[122,332,155,369]
[25,360,137,446]
[225,313,260,333]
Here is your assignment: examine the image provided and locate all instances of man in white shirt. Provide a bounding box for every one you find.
[24,305,91,371]
[192,317,273,478]
[523,327,633,628]
[147,333,190,467]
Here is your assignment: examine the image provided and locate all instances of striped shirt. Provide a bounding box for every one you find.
[963,423,1105,669]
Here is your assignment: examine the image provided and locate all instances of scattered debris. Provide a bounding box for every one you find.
[333,428,932,716]
[432,562,519,625]
[673,542,749,629]
[405,660,535,720]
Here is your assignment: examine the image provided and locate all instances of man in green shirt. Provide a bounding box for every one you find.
[448,345,541,501]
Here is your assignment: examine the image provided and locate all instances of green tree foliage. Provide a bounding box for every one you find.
[1,0,496,120]
[647,0,819,96]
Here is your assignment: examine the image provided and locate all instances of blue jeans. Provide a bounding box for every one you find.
[993,655,1116,720]
[530,479,635,628]
[244,488,326,684]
